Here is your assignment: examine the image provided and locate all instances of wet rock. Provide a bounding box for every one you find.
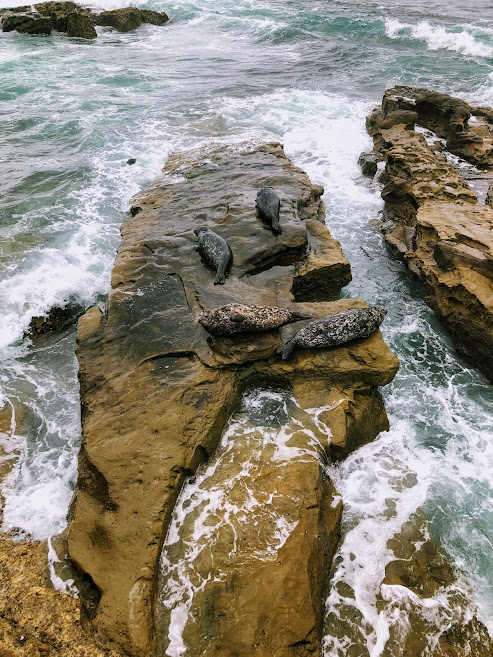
[94,7,142,32]
[66,142,398,657]
[1,2,169,37]
[381,513,493,656]
[380,85,493,167]
[138,8,169,26]
[367,92,493,382]
[127,157,136,165]
[291,218,352,301]
[2,13,53,34]
[358,151,379,177]
[26,302,86,340]
[66,12,96,38]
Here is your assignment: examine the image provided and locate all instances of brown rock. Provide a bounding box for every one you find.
[367,97,493,381]
[66,12,96,39]
[94,7,142,32]
[139,9,169,26]
[66,142,398,656]
[291,218,352,301]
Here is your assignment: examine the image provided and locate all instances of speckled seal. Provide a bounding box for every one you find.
[256,187,281,234]
[199,303,312,336]
[194,226,233,285]
[278,306,388,359]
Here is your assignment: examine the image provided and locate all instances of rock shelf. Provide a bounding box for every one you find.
[65,142,398,656]
[366,87,493,382]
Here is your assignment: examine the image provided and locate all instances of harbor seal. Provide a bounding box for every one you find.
[199,304,312,336]
[256,187,281,234]
[278,306,387,359]
[194,226,233,285]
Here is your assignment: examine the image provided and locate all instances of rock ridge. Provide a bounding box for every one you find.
[365,87,493,382]
[65,142,398,656]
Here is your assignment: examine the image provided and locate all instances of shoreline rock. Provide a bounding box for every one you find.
[0,2,169,38]
[65,142,398,656]
[366,87,493,382]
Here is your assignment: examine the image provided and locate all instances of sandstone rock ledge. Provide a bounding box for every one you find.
[66,142,398,656]
[366,87,493,382]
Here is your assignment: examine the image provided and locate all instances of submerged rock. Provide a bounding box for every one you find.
[367,88,493,382]
[66,142,398,657]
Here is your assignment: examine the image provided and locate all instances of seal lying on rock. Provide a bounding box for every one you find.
[256,187,281,234]
[199,304,312,336]
[194,227,233,285]
[278,307,387,359]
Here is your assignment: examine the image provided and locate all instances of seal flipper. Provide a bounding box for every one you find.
[278,338,296,360]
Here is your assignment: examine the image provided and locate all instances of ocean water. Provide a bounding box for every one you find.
[1,0,493,653]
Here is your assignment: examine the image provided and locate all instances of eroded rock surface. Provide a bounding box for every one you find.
[367,88,493,381]
[66,142,398,656]
[0,2,169,38]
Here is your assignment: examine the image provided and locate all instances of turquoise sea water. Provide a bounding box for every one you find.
[1,1,493,653]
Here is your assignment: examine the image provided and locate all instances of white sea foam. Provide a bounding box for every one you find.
[385,18,493,59]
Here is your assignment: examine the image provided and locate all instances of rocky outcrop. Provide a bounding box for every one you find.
[0,535,120,657]
[0,2,169,38]
[65,142,398,656]
[375,86,493,167]
[382,513,493,656]
[367,88,493,382]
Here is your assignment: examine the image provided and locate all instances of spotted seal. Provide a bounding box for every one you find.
[278,306,387,359]
[199,303,312,336]
[194,226,233,285]
[256,187,281,234]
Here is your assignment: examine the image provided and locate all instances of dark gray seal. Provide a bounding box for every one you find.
[278,306,387,359]
[194,227,233,285]
[256,187,281,234]
[199,303,312,336]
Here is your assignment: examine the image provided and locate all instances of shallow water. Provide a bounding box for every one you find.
[1,0,493,653]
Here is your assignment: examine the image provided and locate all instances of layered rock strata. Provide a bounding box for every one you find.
[0,2,169,38]
[66,142,398,656]
[366,87,493,382]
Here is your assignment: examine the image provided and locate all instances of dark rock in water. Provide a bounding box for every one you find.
[127,158,137,165]
[94,7,142,32]
[198,303,311,336]
[27,304,86,340]
[358,151,379,177]
[2,14,53,34]
[66,12,96,38]
[139,9,169,25]
[194,226,233,285]
[278,306,387,359]
[1,3,169,37]
[256,186,281,233]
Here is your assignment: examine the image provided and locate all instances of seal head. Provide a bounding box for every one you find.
[278,306,388,359]
[194,226,233,285]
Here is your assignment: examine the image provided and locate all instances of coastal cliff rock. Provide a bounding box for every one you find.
[66,142,398,656]
[366,87,493,381]
[0,2,169,38]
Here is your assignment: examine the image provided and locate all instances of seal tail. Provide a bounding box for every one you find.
[278,338,295,360]
[287,312,312,324]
